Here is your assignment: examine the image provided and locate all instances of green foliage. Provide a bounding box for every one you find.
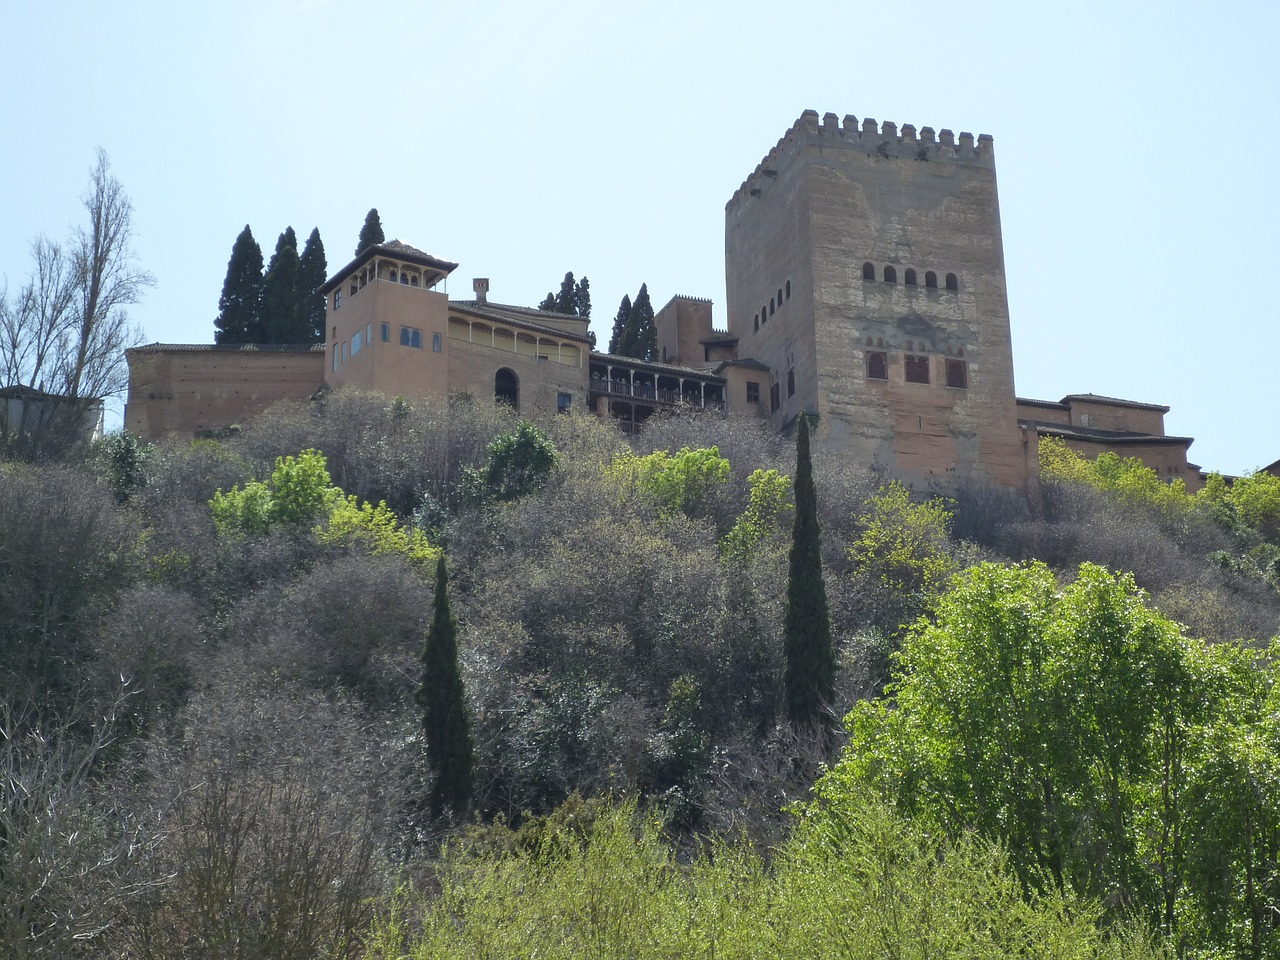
[538,271,592,319]
[1040,435,1192,523]
[262,226,305,343]
[720,468,791,564]
[355,207,385,255]
[616,282,658,360]
[1225,469,1280,544]
[608,293,631,354]
[94,430,152,502]
[461,419,559,502]
[606,445,730,517]
[783,415,833,729]
[850,480,957,596]
[210,449,340,536]
[296,227,327,343]
[213,224,264,343]
[417,556,474,816]
[318,495,441,568]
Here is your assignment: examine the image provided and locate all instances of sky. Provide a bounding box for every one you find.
[2,0,1276,475]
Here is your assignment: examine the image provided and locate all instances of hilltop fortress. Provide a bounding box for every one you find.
[126,110,1200,490]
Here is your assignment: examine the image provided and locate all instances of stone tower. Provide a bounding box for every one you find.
[725,110,1027,487]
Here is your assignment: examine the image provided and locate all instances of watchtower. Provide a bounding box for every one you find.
[725,110,1026,487]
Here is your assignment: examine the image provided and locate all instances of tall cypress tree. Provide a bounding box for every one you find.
[608,294,631,354]
[621,283,657,361]
[261,227,302,343]
[355,208,385,256]
[554,271,576,314]
[416,555,474,816]
[783,413,834,728]
[296,227,327,343]
[574,276,591,321]
[213,225,263,344]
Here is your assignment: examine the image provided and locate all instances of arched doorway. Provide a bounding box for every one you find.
[495,368,518,409]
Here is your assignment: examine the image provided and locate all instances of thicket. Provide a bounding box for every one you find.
[3,396,1279,957]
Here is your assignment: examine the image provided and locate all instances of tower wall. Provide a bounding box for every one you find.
[726,110,1027,488]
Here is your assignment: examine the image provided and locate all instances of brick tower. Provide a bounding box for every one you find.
[725,110,1027,487]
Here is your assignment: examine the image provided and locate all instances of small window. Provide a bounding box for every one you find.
[367,323,373,346]
[342,342,348,362]
[400,274,409,285]
[785,279,791,300]
[945,359,968,389]
[905,354,930,384]
[777,287,783,307]
[410,274,420,287]
[432,332,442,353]
[762,304,768,324]
[884,266,897,283]
[400,326,411,346]
[390,269,398,282]
[946,272,958,291]
[557,391,572,414]
[866,351,888,381]
[769,298,775,316]
[862,262,875,281]
[746,381,760,404]
[381,322,390,343]
[904,268,917,286]
[754,313,759,332]
[352,330,363,356]
[334,290,342,309]
[411,329,422,349]
[787,369,796,397]
[349,281,357,296]
[925,271,937,288]
[333,346,339,372]
[770,382,780,413]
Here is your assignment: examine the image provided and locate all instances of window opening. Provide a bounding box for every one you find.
[904,268,917,285]
[946,272,958,291]
[381,322,390,342]
[863,262,875,280]
[557,391,572,414]
[754,313,759,332]
[925,271,937,288]
[866,351,888,381]
[432,332,442,352]
[746,381,760,404]
[884,266,897,283]
[787,369,796,397]
[785,279,791,300]
[905,354,930,384]
[770,382,780,412]
[777,287,783,307]
[945,358,968,388]
[495,368,519,409]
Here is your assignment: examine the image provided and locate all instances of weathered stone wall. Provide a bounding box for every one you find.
[124,347,324,440]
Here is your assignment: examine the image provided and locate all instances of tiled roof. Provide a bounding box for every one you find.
[1021,419,1192,446]
[590,351,726,381]
[1059,393,1170,413]
[129,343,324,353]
[320,240,459,295]
[449,301,593,343]
[712,357,771,373]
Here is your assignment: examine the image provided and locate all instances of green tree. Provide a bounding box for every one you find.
[213,224,264,344]
[619,283,657,361]
[296,227,327,343]
[605,445,731,517]
[720,468,792,565]
[261,227,303,343]
[461,420,559,502]
[210,449,340,536]
[355,208,384,255]
[417,555,474,816]
[608,294,631,354]
[783,414,834,728]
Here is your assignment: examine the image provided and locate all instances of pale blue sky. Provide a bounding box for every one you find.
[2,0,1275,474]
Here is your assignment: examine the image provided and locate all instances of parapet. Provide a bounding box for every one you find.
[727,109,996,209]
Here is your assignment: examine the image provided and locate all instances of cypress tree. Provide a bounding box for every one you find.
[261,228,302,343]
[783,413,834,728]
[574,276,591,321]
[608,294,631,354]
[622,283,657,361]
[416,555,474,816]
[355,208,385,255]
[554,271,576,314]
[213,225,263,344]
[538,292,557,311]
[296,227,327,343]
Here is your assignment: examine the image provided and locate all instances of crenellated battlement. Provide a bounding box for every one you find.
[727,109,995,208]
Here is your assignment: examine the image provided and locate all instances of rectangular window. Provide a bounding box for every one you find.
[787,369,796,398]
[557,391,572,413]
[333,290,341,310]
[381,322,390,343]
[945,358,968,389]
[746,380,760,404]
[366,323,373,346]
[770,382,780,412]
[432,332,442,353]
[400,326,410,346]
[411,329,422,349]
[905,354,930,384]
[341,341,348,363]
[866,351,888,381]
[351,330,363,356]
[333,346,339,372]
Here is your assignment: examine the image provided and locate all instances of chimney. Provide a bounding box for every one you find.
[473,278,490,303]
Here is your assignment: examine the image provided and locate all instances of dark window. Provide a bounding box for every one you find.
[862,262,875,280]
[400,326,411,346]
[411,329,422,349]
[557,391,572,413]
[400,274,409,285]
[945,272,958,291]
[769,298,775,316]
[777,287,783,307]
[904,268,917,285]
[866,351,888,381]
[334,290,342,309]
[754,313,759,331]
[381,322,390,342]
[785,279,791,299]
[390,269,398,282]
[925,271,937,288]
[762,304,768,324]
[787,369,796,397]
[884,266,897,283]
[432,332,442,352]
[945,358,968,388]
[746,380,760,403]
[495,368,519,408]
[770,382,780,412]
[905,354,930,384]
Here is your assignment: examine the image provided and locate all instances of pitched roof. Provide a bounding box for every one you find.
[449,301,593,343]
[1021,418,1192,447]
[590,351,726,382]
[1059,393,1170,413]
[320,240,459,295]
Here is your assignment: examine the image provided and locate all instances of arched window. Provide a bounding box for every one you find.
[754,313,759,332]
[862,262,875,281]
[389,269,398,282]
[495,368,519,409]
[769,297,775,315]
[925,271,937,288]
[785,279,791,299]
[884,266,897,283]
[945,272,958,291]
[777,287,783,307]
[762,304,768,324]
[904,268,917,285]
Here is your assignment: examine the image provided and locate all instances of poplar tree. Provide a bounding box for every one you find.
[213,225,263,344]
[783,413,834,728]
[261,228,302,343]
[355,208,385,255]
[608,294,632,354]
[296,227,327,343]
[416,555,474,816]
